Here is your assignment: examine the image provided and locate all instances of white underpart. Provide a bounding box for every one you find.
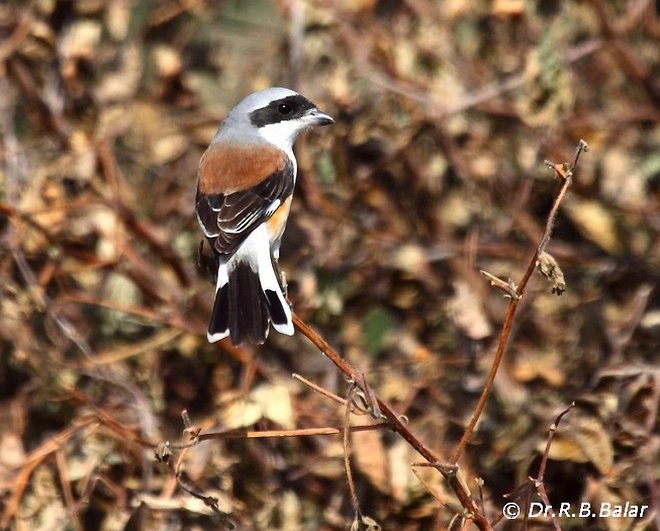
[247,224,294,335]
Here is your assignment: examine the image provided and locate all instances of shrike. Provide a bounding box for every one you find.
[196,87,334,345]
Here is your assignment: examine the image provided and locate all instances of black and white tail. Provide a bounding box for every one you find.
[207,225,293,345]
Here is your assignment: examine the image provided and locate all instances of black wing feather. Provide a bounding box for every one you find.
[196,160,294,256]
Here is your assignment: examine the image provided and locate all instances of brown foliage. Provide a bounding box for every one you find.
[1,1,658,529]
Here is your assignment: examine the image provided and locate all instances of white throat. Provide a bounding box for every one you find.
[257,120,306,162]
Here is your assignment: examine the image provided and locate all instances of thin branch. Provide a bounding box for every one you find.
[0,418,97,529]
[449,141,588,465]
[343,383,362,518]
[530,402,576,531]
[166,423,387,450]
[0,10,32,64]
[290,143,588,529]
[588,0,660,106]
[534,402,575,485]
[293,373,369,412]
[55,449,84,531]
[293,313,491,530]
[360,37,603,119]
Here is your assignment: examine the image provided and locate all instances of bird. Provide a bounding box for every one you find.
[195,87,334,345]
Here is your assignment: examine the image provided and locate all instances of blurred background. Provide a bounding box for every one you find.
[0,0,658,529]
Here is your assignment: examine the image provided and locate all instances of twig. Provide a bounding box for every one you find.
[343,383,362,518]
[498,403,575,529]
[293,313,491,530]
[530,403,575,531]
[174,423,386,447]
[534,402,575,486]
[0,418,97,529]
[411,468,449,507]
[0,10,32,64]
[291,143,587,529]
[450,141,587,465]
[539,140,588,254]
[293,373,370,412]
[55,449,84,531]
[0,71,98,363]
[76,474,126,513]
[175,472,222,513]
[361,38,603,120]
[2,100,160,451]
[588,0,660,106]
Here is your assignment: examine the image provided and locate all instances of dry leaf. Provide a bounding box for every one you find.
[0,433,25,472]
[512,348,565,387]
[252,383,294,429]
[492,0,525,16]
[447,280,492,340]
[388,439,413,503]
[352,428,390,495]
[563,198,622,254]
[220,399,263,430]
[220,384,294,430]
[139,492,227,514]
[58,19,101,62]
[600,147,646,208]
[541,413,613,474]
[536,251,566,295]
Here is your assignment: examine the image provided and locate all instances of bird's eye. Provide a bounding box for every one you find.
[278,103,293,115]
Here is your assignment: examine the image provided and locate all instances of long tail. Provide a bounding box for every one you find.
[207,225,293,345]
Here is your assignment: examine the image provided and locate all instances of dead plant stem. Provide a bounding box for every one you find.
[450,144,585,464]
[293,143,586,529]
[292,313,491,530]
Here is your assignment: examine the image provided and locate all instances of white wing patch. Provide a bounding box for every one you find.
[265,198,281,216]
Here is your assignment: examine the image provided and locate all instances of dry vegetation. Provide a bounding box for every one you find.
[1,0,659,530]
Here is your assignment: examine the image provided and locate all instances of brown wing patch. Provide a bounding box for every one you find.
[197,142,287,195]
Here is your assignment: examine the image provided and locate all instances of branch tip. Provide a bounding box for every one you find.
[480,270,520,299]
